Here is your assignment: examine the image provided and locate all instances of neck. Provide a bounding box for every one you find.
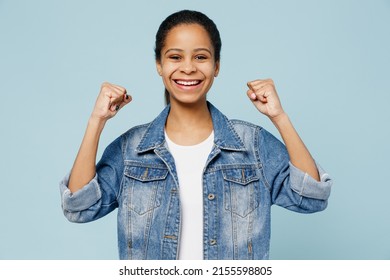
[165,100,213,145]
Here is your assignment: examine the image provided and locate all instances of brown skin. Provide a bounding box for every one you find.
[68,23,319,193]
[247,79,320,181]
[68,83,132,193]
[156,24,219,146]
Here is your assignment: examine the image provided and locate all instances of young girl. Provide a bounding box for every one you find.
[60,10,332,260]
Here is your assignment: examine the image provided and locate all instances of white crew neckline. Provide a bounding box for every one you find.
[164,130,214,149]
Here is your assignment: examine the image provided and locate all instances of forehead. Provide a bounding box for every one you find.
[164,23,213,50]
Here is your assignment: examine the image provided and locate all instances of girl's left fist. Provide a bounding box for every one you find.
[246,79,285,119]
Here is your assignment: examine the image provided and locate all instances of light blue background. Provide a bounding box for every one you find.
[1,0,389,259]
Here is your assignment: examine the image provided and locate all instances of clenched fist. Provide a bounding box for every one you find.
[247,79,285,120]
[91,82,132,121]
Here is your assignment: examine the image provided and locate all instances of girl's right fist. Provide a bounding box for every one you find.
[91,82,132,121]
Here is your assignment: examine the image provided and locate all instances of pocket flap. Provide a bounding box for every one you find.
[222,167,259,185]
[125,166,168,182]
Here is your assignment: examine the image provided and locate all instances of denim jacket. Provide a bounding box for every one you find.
[60,102,332,260]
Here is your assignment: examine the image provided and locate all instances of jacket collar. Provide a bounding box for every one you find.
[136,102,246,153]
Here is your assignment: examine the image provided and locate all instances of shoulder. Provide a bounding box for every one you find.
[228,118,266,140]
[119,122,151,146]
[101,123,150,155]
[229,118,279,139]
[122,122,150,137]
[229,118,285,153]
[229,118,262,130]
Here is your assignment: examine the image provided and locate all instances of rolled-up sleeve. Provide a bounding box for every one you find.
[60,173,102,212]
[59,136,124,223]
[289,162,332,200]
[259,128,333,213]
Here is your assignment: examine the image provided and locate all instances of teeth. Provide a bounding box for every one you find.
[176,80,200,86]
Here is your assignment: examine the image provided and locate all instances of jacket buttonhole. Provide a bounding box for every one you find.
[248,242,252,254]
[164,235,177,240]
[142,168,149,180]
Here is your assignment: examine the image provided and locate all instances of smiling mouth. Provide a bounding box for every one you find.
[174,79,202,86]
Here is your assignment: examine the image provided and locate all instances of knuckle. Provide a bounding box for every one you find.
[101,82,111,90]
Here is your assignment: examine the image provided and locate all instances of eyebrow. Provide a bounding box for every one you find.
[164,48,212,55]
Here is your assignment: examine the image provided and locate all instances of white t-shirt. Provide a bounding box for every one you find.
[165,131,214,260]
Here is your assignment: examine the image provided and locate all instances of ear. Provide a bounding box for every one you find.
[156,60,162,76]
[214,61,220,77]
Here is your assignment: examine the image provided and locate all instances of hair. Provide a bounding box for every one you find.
[154,10,222,104]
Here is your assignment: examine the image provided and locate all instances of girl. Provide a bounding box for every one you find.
[60,10,332,260]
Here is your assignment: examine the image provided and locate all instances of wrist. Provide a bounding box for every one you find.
[88,115,106,132]
[270,112,289,127]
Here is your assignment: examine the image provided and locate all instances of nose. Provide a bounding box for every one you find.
[180,58,196,74]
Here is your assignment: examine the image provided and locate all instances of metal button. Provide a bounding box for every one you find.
[208,193,215,200]
[210,239,217,245]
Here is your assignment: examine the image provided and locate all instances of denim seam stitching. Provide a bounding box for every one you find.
[255,127,271,192]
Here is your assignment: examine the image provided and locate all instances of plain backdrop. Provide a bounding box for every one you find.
[0,0,389,259]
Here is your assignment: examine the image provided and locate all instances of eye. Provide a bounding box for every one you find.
[169,55,181,61]
[195,55,208,60]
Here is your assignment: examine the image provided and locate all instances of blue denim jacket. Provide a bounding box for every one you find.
[60,102,332,260]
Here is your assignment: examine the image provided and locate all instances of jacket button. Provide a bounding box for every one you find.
[208,193,215,200]
[210,239,217,245]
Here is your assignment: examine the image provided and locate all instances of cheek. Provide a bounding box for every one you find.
[160,66,177,88]
[161,64,177,78]
[201,65,218,78]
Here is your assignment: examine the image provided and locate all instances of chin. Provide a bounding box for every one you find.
[170,94,207,106]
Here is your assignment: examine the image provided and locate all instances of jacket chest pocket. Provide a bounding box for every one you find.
[124,166,168,215]
[222,167,260,218]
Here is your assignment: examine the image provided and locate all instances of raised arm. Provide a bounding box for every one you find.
[247,79,320,181]
[68,82,132,193]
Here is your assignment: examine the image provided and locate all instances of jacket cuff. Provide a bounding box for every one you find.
[289,162,332,200]
[60,173,102,212]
